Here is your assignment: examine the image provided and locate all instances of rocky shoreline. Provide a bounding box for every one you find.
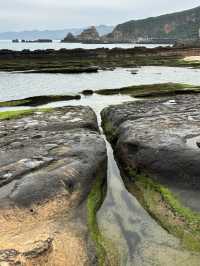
[1,82,200,265]
[0,46,200,72]
[0,106,107,265]
[101,94,200,255]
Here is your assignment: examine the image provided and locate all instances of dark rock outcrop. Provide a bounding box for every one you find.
[102,95,200,212]
[1,46,200,72]
[174,39,200,48]
[61,32,78,43]
[77,26,100,42]
[0,106,107,265]
[62,26,101,44]
[26,39,53,43]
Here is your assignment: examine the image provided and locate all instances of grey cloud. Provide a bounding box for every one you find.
[0,0,199,31]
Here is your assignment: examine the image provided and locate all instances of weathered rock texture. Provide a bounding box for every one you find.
[0,106,107,266]
[102,95,200,212]
[101,95,200,265]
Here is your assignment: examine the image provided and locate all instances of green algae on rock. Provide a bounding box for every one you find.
[0,106,107,265]
[96,83,200,98]
[101,94,200,257]
[1,47,200,72]
[0,108,52,120]
[124,170,200,252]
[0,95,81,107]
[87,176,107,266]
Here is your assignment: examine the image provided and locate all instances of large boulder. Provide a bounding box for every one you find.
[102,93,200,257]
[0,106,107,266]
[102,95,200,211]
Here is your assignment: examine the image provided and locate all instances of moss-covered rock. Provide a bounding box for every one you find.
[0,108,52,120]
[125,170,200,252]
[1,47,200,72]
[97,83,200,98]
[0,95,81,107]
[0,106,107,265]
[101,94,200,257]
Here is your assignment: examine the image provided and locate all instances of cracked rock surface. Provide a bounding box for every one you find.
[0,106,107,266]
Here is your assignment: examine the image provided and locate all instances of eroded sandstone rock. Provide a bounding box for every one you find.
[0,106,107,266]
[102,95,200,211]
[101,95,200,262]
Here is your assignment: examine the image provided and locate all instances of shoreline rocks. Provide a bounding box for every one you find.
[0,106,107,265]
[101,94,200,256]
[1,46,200,72]
[0,95,81,107]
[102,95,200,211]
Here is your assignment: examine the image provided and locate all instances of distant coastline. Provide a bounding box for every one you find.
[0,25,114,41]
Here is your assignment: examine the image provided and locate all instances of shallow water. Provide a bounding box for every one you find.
[1,66,200,102]
[0,40,171,51]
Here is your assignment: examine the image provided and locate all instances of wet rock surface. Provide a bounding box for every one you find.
[102,94,200,212]
[0,106,107,265]
[99,95,200,265]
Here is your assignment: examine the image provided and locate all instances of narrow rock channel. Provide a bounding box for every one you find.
[78,94,200,265]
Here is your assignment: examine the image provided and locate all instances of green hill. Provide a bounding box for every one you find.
[108,6,200,42]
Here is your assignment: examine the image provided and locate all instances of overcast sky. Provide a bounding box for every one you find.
[0,0,199,32]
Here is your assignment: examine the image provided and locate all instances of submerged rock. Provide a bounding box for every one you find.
[82,90,94,96]
[21,66,99,74]
[0,106,107,265]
